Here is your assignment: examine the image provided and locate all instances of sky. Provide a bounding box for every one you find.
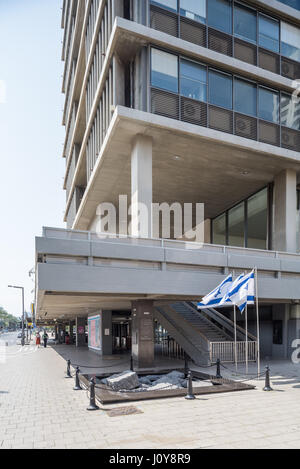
[0,0,65,317]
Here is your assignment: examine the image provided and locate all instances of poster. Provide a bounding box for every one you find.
[88,315,102,351]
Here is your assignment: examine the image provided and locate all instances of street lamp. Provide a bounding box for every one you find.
[8,285,25,346]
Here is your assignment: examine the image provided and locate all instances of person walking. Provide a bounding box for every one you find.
[36,332,41,348]
[43,331,49,348]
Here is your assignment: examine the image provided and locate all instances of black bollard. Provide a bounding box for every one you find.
[73,366,82,391]
[65,359,72,379]
[184,353,189,379]
[216,358,222,379]
[185,371,196,400]
[87,377,99,411]
[263,366,273,392]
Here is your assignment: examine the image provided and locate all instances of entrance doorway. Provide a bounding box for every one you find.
[112,314,131,353]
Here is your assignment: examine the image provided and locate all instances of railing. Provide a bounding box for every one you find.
[210,341,258,364]
[41,227,300,262]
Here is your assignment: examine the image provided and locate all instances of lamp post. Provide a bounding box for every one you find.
[8,285,25,346]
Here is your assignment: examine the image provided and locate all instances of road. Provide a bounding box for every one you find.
[0,331,19,346]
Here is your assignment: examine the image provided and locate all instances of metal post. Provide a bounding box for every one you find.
[130,355,134,371]
[255,267,261,378]
[185,371,195,400]
[263,366,273,392]
[234,305,237,372]
[66,360,72,379]
[87,377,99,411]
[21,287,25,347]
[245,303,248,375]
[216,358,222,379]
[73,367,82,391]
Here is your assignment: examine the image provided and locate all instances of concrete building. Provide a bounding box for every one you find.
[35,0,300,367]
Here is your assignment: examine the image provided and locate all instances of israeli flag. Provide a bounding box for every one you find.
[197,274,233,309]
[222,270,255,313]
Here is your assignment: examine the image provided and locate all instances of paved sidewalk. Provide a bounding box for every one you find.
[1,342,300,449]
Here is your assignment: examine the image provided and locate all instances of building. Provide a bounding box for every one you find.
[35,0,300,368]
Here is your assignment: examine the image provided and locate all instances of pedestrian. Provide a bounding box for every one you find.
[36,332,41,348]
[43,331,49,348]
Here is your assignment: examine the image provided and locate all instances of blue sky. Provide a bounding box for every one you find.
[0,0,65,317]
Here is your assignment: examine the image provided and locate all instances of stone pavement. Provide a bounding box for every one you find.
[1,338,300,449]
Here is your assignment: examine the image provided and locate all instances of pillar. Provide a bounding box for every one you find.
[274,169,297,253]
[131,300,154,368]
[76,317,86,347]
[69,320,75,345]
[131,135,153,238]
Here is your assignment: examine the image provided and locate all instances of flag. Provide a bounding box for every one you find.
[222,270,255,313]
[197,274,233,309]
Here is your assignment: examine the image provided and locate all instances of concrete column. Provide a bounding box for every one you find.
[274,169,297,253]
[131,135,153,238]
[76,317,86,347]
[131,300,154,368]
[69,321,75,345]
[102,311,113,356]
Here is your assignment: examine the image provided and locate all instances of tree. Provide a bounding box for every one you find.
[0,307,19,329]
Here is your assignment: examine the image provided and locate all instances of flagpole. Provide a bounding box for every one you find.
[234,305,237,372]
[245,302,248,375]
[255,266,261,379]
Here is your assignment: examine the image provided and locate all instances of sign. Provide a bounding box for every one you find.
[88,315,102,351]
[78,326,85,334]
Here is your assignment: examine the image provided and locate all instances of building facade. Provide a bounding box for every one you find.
[35,0,300,367]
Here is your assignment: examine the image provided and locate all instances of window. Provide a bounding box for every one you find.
[281,22,300,62]
[208,0,232,34]
[234,3,257,44]
[258,15,279,53]
[258,88,279,123]
[151,0,178,12]
[281,94,300,130]
[277,0,300,11]
[247,188,268,249]
[180,59,207,102]
[234,78,257,117]
[209,70,232,109]
[180,0,206,24]
[228,202,245,248]
[151,49,178,93]
[212,213,226,245]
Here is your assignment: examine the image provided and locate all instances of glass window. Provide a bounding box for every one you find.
[208,0,232,34]
[234,79,257,117]
[234,4,257,44]
[209,70,232,109]
[258,15,279,53]
[180,0,206,23]
[258,88,279,123]
[247,188,268,249]
[228,202,245,247]
[151,49,178,93]
[281,94,300,130]
[281,22,300,62]
[212,214,226,245]
[277,0,300,11]
[151,0,178,12]
[180,59,207,102]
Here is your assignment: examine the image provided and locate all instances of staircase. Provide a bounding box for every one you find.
[154,302,257,365]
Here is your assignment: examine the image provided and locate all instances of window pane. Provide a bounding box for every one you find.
[234,79,257,117]
[281,22,300,62]
[213,214,226,245]
[151,49,178,93]
[180,59,207,102]
[258,88,279,123]
[234,4,257,44]
[228,202,245,247]
[281,94,300,130]
[180,0,206,23]
[247,188,268,250]
[209,70,232,109]
[258,15,279,53]
[151,0,177,12]
[208,0,232,34]
[277,0,300,11]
